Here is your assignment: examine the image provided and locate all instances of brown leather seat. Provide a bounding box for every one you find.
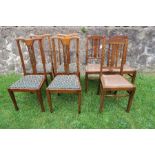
[101,74,134,89]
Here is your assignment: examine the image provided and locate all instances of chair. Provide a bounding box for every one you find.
[8,37,47,112]
[85,35,105,92]
[85,35,137,92]
[30,34,54,80]
[46,35,82,113]
[99,36,136,112]
[52,33,81,77]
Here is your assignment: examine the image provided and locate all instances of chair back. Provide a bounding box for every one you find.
[86,35,105,64]
[16,37,47,77]
[107,35,128,65]
[51,34,80,76]
[30,34,54,75]
[101,36,128,76]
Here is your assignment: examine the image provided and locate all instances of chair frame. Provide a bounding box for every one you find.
[46,34,82,113]
[8,37,47,112]
[85,35,137,93]
[99,37,136,112]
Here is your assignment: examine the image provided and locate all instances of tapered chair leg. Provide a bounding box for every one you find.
[131,72,136,84]
[8,89,19,111]
[78,92,81,114]
[85,73,88,93]
[126,88,136,112]
[45,78,48,86]
[46,90,53,112]
[97,80,100,95]
[36,90,45,112]
[99,87,105,112]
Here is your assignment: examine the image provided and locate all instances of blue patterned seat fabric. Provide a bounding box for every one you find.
[9,75,45,89]
[57,63,80,73]
[47,75,80,89]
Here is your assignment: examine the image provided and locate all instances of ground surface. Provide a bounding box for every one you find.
[0,73,155,128]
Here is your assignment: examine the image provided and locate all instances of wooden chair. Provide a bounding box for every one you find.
[30,34,54,80]
[85,35,137,92]
[8,37,47,112]
[85,35,105,92]
[52,33,81,77]
[46,35,82,113]
[99,37,136,112]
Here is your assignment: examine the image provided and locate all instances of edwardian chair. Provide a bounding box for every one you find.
[30,34,54,80]
[46,35,82,113]
[8,37,47,112]
[85,35,105,92]
[85,35,137,92]
[99,37,136,112]
[52,33,81,77]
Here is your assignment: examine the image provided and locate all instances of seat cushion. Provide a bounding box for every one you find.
[57,63,80,73]
[9,75,45,89]
[47,75,80,89]
[101,74,134,89]
[86,64,136,73]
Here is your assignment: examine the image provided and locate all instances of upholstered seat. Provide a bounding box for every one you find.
[47,75,80,89]
[57,63,81,73]
[101,74,134,89]
[9,75,45,89]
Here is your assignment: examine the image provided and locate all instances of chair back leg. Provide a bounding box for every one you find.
[8,89,19,111]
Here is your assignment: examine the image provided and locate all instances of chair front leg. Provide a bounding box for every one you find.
[36,90,45,112]
[131,71,137,84]
[99,86,105,112]
[78,92,81,114]
[126,88,136,112]
[97,80,101,95]
[85,73,88,93]
[45,76,48,86]
[8,89,19,111]
[46,90,53,112]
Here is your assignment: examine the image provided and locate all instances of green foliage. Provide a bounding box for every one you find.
[81,27,87,34]
[0,73,155,128]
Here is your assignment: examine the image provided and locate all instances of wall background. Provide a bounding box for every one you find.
[0,26,155,74]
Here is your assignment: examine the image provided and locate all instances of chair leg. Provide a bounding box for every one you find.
[78,92,81,114]
[126,88,136,112]
[46,90,53,112]
[8,89,19,111]
[45,77,48,86]
[131,72,136,84]
[36,90,45,112]
[99,87,105,112]
[97,80,100,95]
[85,73,88,93]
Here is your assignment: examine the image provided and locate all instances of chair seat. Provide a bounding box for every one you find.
[9,75,45,89]
[101,74,134,89]
[57,63,81,73]
[86,64,136,74]
[47,75,80,90]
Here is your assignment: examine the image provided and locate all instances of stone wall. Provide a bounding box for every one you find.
[0,26,155,74]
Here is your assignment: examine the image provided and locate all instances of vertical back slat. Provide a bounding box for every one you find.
[16,39,26,75]
[25,40,37,74]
